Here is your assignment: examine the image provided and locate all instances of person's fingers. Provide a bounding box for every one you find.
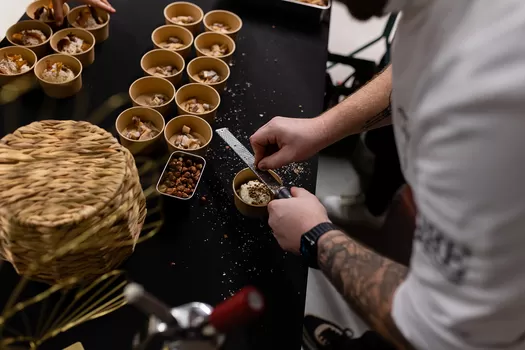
[258,147,291,170]
[290,187,312,198]
[250,123,274,167]
[53,0,65,25]
[88,0,116,12]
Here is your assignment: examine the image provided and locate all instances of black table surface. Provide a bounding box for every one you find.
[0,1,329,349]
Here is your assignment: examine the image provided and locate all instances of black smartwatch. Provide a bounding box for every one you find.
[300,222,338,269]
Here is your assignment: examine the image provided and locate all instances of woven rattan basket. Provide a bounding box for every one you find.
[0,120,146,284]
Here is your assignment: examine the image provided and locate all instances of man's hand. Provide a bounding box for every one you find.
[52,0,116,25]
[268,187,330,254]
[250,117,327,170]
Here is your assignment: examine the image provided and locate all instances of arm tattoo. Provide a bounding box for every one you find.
[318,231,413,349]
[361,103,392,131]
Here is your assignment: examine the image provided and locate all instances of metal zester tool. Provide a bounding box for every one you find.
[215,128,292,199]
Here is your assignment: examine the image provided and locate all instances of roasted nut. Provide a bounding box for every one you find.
[196,164,203,170]
[189,166,196,172]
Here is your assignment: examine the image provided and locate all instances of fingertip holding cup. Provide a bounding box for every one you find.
[116,106,166,155]
[152,25,194,59]
[233,168,282,218]
[164,115,213,156]
[34,53,82,98]
[164,2,204,35]
[141,49,185,86]
[26,0,70,30]
[50,28,95,67]
[67,5,110,43]
[129,76,176,116]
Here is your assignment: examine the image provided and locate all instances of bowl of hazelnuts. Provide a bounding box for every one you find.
[156,151,205,200]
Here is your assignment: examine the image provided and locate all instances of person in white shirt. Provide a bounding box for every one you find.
[250,0,525,349]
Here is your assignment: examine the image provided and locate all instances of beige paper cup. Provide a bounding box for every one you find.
[67,5,110,43]
[164,2,204,35]
[129,76,175,116]
[141,49,185,86]
[194,32,235,64]
[116,106,166,155]
[35,54,82,98]
[26,0,70,30]
[175,83,220,123]
[152,25,194,59]
[50,28,95,67]
[233,168,282,218]
[0,46,38,86]
[203,10,242,40]
[164,115,212,156]
[187,56,230,92]
[6,20,53,58]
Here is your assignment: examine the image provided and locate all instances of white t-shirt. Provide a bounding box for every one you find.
[386,1,525,349]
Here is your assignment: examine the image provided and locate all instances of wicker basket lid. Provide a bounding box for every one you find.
[0,120,146,284]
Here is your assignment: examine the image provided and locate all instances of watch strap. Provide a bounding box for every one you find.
[300,222,338,269]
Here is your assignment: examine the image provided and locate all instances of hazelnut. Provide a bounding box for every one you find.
[183,172,191,178]
[186,160,192,166]
[196,164,203,170]
[190,166,196,173]
[182,193,189,198]
[174,172,181,177]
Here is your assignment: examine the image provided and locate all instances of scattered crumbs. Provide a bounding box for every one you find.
[170,262,176,266]
[301,110,304,113]
[224,234,228,238]
[242,52,246,56]
[246,82,252,88]
[272,25,275,29]
[226,146,230,149]
[259,114,263,117]
[274,59,278,63]
[299,105,302,108]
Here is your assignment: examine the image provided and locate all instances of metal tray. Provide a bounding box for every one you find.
[280,0,331,22]
[156,151,206,201]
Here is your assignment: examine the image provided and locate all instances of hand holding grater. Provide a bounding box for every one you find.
[215,128,292,199]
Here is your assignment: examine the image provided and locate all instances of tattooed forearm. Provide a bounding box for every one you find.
[318,230,413,349]
[361,103,392,131]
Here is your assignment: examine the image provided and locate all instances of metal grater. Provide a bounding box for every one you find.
[215,128,292,199]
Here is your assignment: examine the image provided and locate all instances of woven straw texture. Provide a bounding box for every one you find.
[0,120,146,284]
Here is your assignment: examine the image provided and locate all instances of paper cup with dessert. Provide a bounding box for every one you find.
[152,25,193,59]
[164,115,212,156]
[116,106,165,155]
[7,20,53,58]
[129,76,175,116]
[203,10,242,40]
[187,56,230,92]
[233,168,283,218]
[68,5,110,43]
[164,2,204,35]
[50,28,95,67]
[141,49,185,86]
[175,83,220,123]
[35,53,82,98]
[26,0,70,30]
[156,151,206,200]
[0,47,38,86]
[194,32,235,64]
